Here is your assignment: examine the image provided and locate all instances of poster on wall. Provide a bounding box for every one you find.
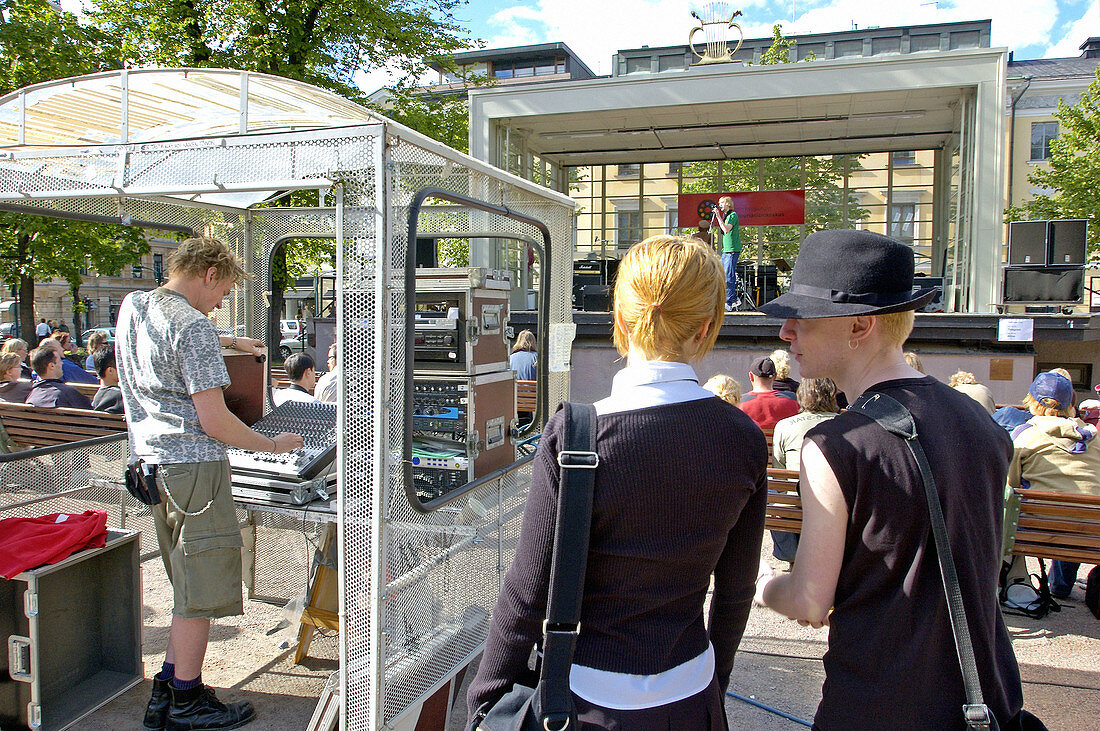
[678,190,806,227]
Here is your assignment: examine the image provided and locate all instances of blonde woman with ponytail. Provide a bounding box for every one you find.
[468,236,768,730]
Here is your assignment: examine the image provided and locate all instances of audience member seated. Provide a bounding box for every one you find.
[0,352,32,403]
[509,330,537,381]
[739,356,800,430]
[769,349,800,394]
[948,370,996,414]
[703,374,742,406]
[314,343,339,403]
[2,338,32,379]
[84,330,108,370]
[91,345,124,414]
[1078,397,1100,428]
[770,377,841,562]
[35,337,98,384]
[1002,372,1100,608]
[274,353,319,406]
[25,346,93,409]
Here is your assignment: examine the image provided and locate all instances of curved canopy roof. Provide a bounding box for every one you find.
[0,68,378,147]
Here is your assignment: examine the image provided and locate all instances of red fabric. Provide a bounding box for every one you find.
[0,510,108,579]
[739,390,801,431]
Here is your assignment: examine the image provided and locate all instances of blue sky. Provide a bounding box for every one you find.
[453,0,1098,74]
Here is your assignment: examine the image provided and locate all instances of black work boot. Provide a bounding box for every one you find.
[143,676,171,730]
[166,683,255,731]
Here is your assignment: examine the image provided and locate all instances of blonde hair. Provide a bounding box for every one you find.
[612,236,724,361]
[1050,367,1072,381]
[1,338,27,355]
[875,310,915,348]
[86,331,108,352]
[167,236,251,283]
[948,370,978,388]
[903,351,925,373]
[1023,392,1075,418]
[769,349,792,379]
[512,330,536,353]
[0,352,22,378]
[704,374,742,405]
[797,377,839,413]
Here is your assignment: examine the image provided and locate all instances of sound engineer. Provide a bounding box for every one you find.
[116,236,304,731]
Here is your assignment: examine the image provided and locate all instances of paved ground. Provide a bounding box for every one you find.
[86,545,1098,730]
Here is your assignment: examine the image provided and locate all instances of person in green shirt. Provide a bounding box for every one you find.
[713,196,742,310]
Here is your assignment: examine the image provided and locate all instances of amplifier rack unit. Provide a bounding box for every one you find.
[414,267,512,374]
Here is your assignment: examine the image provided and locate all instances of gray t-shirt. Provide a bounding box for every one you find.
[116,288,231,463]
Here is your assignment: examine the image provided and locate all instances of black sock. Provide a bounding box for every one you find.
[171,674,202,691]
[156,661,174,682]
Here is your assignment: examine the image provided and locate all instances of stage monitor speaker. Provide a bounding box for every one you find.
[415,238,437,269]
[1050,219,1087,266]
[913,276,944,312]
[1003,267,1084,303]
[756,264,779,304]
[581,284,611,312]
[1008,221,1048,265]
[572,273,602,309]
[735,263,755,291]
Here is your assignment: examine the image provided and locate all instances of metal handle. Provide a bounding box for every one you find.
[8,635,33,682]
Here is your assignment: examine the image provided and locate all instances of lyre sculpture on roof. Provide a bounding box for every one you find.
[689,4,744,65]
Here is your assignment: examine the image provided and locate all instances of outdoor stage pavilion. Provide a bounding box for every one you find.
[465,44,1100,404]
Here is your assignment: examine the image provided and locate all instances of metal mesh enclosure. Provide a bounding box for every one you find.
[0,88,575,728]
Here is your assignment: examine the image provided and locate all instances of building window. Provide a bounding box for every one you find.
[495,57,566,79]
[616,164,640,177]
[667,161,685,175]
[133,264,142,279]
[153,254,164,282]
[616,211,641,248]
[1031,122,1058,161]
[625,57,650,74]
[892,150,916,165]
[910,34,941,52]
[797,43,824,61]
[871,37,901,56]
[890,203,916,244]
[658,55,685,72]
[834,40,863,58]
[949,31,981,50]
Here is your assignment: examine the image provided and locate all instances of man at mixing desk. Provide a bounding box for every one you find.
[116,236,304,731]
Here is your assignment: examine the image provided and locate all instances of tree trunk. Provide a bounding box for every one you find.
[16,232,34,342]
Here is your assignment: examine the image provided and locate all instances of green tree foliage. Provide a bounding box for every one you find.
[0,0,122,95]
[754,23,800,65]
[1005,67,1100,262]
[0,1,147,341]
[0,213,148,342]
[89,0,472,101]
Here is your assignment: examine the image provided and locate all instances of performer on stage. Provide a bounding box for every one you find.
[712,196,742,311]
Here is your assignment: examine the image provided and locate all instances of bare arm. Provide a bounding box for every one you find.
[756,439,847,627]
[714,210,733,234]
[192,387,302,452]
[217,335,265,358]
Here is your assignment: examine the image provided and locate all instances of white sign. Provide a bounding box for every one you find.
[548,323,577,372]
[997,318,1034,342]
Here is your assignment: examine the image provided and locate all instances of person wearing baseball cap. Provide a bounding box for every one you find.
[1002,371,1100,602]
[739,356,799,431]
[753,229,1025,728]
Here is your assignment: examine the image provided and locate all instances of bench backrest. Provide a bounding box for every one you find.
[764,468,800,533]
[1005,488,1100,564]
[516,379,536,413]
[0,401,127,450]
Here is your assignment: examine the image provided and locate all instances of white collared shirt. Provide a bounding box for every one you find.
[574,359,718,709]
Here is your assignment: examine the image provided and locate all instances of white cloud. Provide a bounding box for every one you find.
[1043,1,1100,58]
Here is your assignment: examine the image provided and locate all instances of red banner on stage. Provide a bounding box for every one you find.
[678,190,806,227]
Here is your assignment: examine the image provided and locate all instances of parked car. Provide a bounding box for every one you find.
[278,337,305,360]
[280,319,302,338]
[0,322,18,343]
[81,327,116,344]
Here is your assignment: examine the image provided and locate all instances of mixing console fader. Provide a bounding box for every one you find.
[229,401,337,505]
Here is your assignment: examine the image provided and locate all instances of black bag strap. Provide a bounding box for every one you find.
[538,401,598,731]
[848,391,995,730]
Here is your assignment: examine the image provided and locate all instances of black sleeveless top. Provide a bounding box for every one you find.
[806,376,1023,730]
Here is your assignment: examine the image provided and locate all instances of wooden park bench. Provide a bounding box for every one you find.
[516,379,536,414]
[0,401,126,451]
[763,468,1100,570]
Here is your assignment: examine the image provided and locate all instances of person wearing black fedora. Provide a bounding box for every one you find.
[753,230,1027,729]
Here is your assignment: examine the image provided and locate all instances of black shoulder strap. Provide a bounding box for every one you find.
[848,392,995,730]
[539,401,597,731]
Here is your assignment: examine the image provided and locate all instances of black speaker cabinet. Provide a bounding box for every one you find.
[1050,219,1087,266]
[913,276,944,312]
[581,284,612,312]
[415,238,438,269]
[756,264,779,304]
[1003,266,1084,303]
[1008,221,1048,265]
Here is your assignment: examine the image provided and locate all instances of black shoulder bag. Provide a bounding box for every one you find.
[472,402,598,731]
[848,392,1046,731]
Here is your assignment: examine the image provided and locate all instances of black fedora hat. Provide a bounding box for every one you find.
[759,229,937,319]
